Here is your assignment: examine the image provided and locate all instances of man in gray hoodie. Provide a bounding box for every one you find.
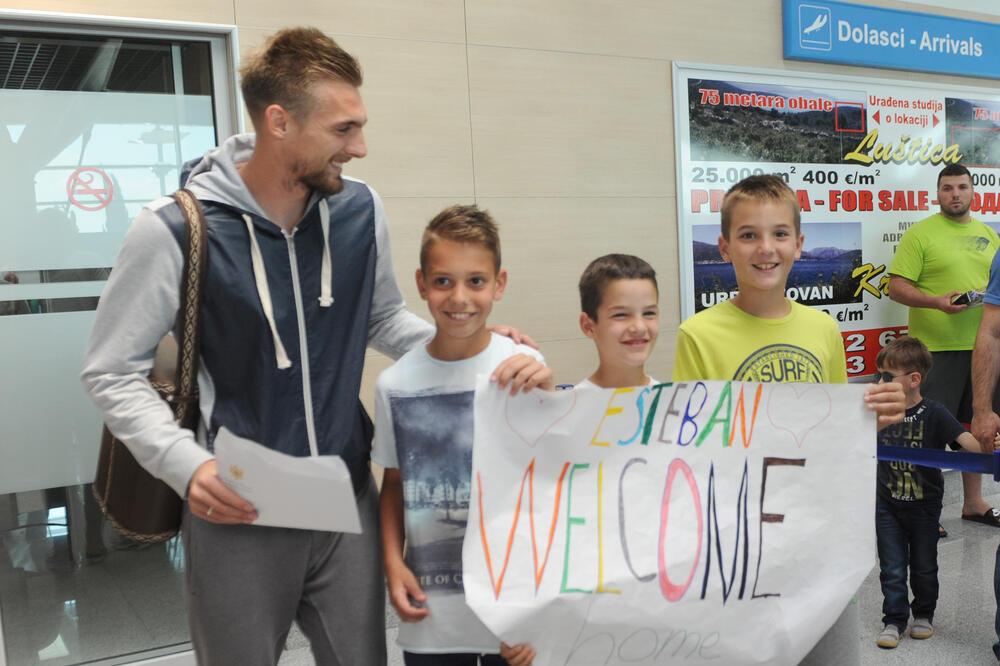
[82,28,431,665]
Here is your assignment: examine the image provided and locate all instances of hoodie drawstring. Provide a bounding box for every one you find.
[318,199,334,308]
[242,214,293,369]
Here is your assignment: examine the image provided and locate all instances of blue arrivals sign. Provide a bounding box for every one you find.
[782,0,1000,80]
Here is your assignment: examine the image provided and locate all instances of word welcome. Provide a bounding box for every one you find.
[466,379,874,666]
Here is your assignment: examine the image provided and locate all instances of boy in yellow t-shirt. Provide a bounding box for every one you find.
[672,174,902,418]
[672,174,905,666]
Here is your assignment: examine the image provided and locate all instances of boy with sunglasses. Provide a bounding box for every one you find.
[874,335,995,649]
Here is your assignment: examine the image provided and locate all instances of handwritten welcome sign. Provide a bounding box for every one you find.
[463,378,876,666]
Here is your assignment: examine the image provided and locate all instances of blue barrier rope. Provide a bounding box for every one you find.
[877,445,1000,481]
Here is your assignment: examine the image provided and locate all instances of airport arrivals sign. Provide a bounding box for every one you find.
[782,0,1000,80]
[673,61,1000,377]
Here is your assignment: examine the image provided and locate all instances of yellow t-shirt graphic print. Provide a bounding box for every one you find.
[733,343,825,382]
[673,300,847,383]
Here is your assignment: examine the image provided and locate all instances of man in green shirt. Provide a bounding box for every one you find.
[889,163,1000,529]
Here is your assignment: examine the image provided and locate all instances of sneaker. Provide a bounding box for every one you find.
[910,617,934,639]
[877,624,901,649]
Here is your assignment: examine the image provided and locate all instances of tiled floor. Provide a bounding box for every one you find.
[856,506,1000,665]
[0,514,188,665]
[3,474,1000,665]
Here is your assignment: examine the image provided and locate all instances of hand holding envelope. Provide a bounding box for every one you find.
[213,427,362,533]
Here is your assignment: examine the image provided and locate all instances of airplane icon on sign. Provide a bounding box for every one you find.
[799,4,833,51]
[804,13,828,34]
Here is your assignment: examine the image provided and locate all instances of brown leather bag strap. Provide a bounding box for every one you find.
[171,188,207,430]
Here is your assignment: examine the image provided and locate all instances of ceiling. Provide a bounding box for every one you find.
[0,32,172,93]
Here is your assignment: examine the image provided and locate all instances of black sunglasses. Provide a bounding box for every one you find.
[871,370,917,383]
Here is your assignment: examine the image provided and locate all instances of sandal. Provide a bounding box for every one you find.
[938,524,947,539]
[961,508,1000,527]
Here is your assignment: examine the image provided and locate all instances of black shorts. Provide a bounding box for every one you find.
[923,350,1000,424]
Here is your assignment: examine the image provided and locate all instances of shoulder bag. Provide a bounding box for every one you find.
[92,188,207,543]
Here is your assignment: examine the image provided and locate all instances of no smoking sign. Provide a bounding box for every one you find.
[67,167,114,211]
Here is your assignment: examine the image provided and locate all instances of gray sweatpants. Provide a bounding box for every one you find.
[181,474,385,666]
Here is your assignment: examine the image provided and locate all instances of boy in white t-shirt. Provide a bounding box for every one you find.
[373,205,547,666]
[576,253,660,389]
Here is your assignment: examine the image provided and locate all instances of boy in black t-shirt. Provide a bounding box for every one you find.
[874,336,991,649]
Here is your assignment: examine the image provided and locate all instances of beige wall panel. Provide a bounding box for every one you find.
[466,0,778,62]
[12,1,234,22]
[236,27,270,54]
[479,197,680,343]
[337,37,475,198]
[234,0,465,43]
[466,0,1000,62]
[466,1,1000,90]
[468,47,673,197]
[379,196,477,310]
[236,30,476,198]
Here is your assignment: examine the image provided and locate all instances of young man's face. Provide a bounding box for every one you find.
[287,79,368,195]
[937,174,974,221]
[580,278,659,370]
[416,239,506,345]
[718,200,804,299]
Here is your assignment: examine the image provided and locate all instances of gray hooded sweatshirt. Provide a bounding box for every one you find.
[81,133,432,497]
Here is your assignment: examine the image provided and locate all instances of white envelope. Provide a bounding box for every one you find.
[213,427,361,533]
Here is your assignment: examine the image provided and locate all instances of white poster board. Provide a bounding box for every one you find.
[464,378,876,666]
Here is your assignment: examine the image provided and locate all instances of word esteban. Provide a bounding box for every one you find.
[476,382,809,606]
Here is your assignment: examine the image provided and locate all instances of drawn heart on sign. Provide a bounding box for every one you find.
[765,384,832,448]
[505,390,578,448]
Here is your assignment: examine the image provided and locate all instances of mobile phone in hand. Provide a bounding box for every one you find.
[951,290,984,307]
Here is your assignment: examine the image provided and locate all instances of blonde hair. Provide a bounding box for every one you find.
[420,205,501,274]
[721,175,800,238]
[240,27,363,125]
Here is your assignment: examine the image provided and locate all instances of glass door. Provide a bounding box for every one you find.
[0,14,236,665]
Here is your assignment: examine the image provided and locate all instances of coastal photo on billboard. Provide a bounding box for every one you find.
[691,221,862,312]
[946,97,1000,169]
[687,79,866,163]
